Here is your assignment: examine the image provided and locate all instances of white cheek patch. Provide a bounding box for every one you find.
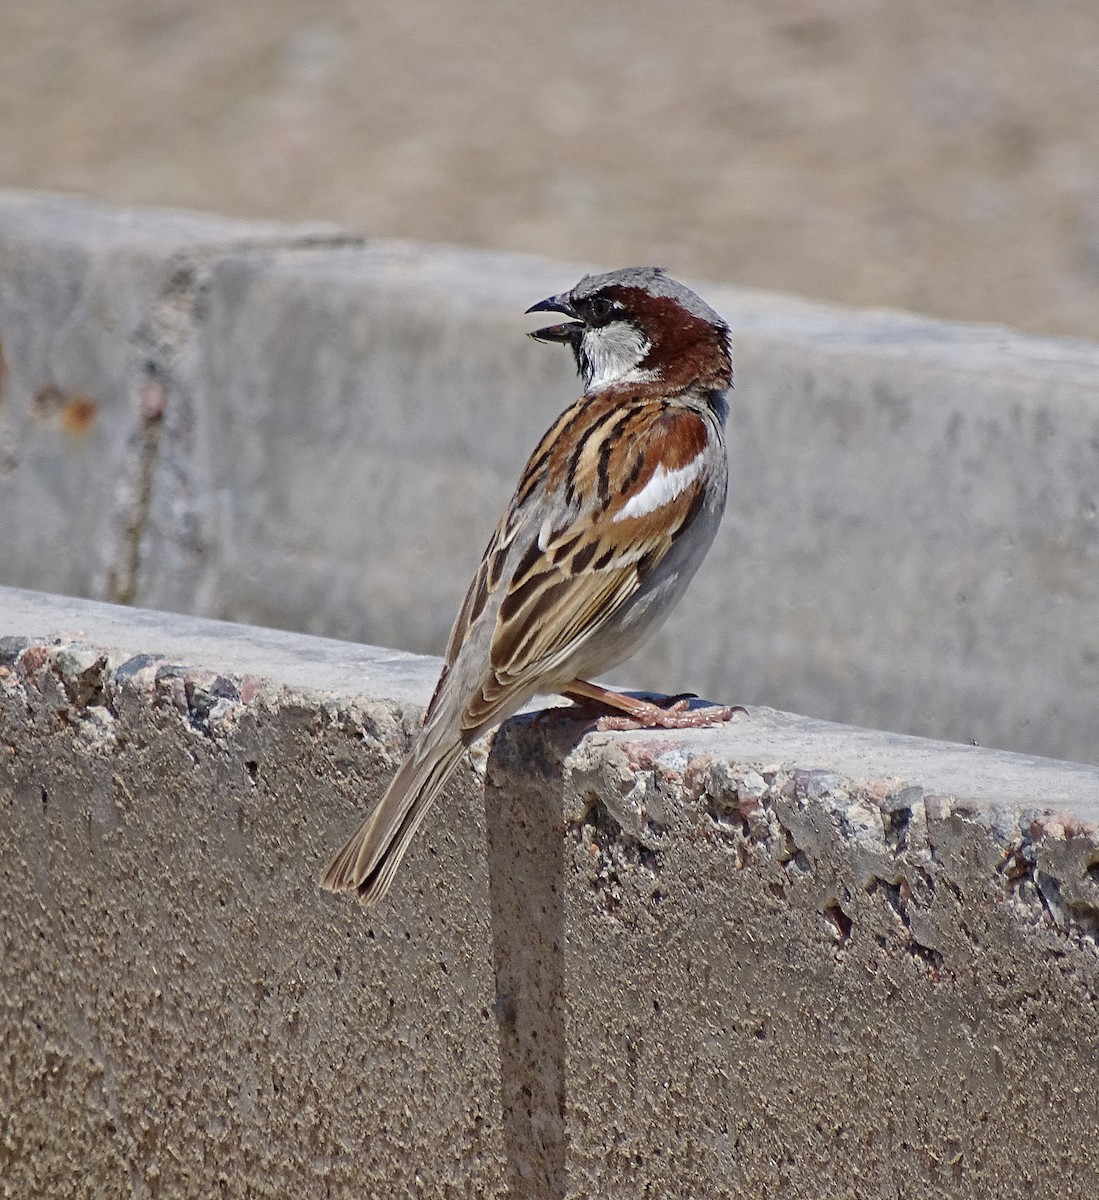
[582,323,657,391]
[614,455,704,522]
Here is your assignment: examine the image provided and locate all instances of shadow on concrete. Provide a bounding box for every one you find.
[484,712,590,1200]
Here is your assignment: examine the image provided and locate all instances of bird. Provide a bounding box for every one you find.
[321,266,740,904]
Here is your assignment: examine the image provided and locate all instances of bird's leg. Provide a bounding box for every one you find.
[560,678,746,731]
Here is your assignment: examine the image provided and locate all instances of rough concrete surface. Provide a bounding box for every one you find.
[3,192,1099,764]
[2,586,1098,1197]
[489,718,1099,1199]
[0,587,508,1198]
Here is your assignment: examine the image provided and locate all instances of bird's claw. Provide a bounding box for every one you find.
[594,700,747,731]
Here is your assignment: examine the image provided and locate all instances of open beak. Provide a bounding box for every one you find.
[526,293,583,343]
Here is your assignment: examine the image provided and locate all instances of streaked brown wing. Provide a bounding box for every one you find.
[462,561,640,731]
[439,400,587,675]
[437,396,712,733]
[463,463,708,731]
[442,518,502,670]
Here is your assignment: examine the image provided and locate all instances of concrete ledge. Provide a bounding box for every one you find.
[2,192,1099,764]
[0,587,507,1196]
[2,587,1098,1196]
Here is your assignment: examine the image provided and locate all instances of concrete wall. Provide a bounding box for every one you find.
[2,190,1098,768]
[2,586,1098,1197]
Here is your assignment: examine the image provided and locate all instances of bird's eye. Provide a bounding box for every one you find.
[588,296,615,322]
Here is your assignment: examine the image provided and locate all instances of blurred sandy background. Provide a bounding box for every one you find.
[4,1,1099,339]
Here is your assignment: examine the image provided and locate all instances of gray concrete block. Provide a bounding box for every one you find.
[0,586,507,1197]
[488,712,1099,1199]
[3,585,1098,1196]
[693,293,1099,768]
[0,190,336,605]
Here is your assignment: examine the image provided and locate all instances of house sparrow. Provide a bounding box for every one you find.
[322,267,739,904]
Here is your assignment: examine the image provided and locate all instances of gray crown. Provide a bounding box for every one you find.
[569,266,728,329]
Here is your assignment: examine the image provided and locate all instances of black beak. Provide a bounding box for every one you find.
[526,293,583,344]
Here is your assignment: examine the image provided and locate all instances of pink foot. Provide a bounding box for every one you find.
[594,699,747,731]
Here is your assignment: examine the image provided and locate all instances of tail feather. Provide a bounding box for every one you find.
[320,736,467,905]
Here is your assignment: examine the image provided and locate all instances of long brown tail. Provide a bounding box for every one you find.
[320,735,467,905]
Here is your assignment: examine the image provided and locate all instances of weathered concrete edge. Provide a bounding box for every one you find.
[0,584,433,707]
[554,726,1099,948]
[3,584,1098,923]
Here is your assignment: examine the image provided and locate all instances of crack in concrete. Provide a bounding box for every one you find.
[102,234,367,608]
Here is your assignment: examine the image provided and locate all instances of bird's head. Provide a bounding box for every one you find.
[527,266,732,395]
